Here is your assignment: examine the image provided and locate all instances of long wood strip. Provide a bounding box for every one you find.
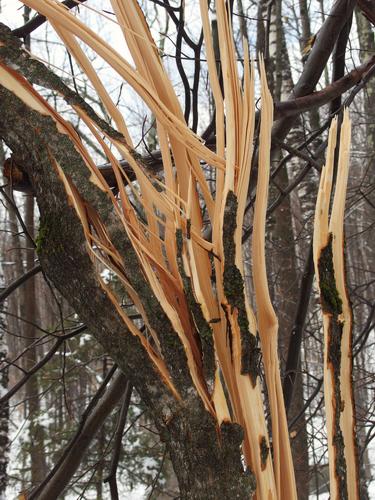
[314,110,359,500]
[252,57,297,500]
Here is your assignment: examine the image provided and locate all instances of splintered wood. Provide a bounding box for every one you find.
[3,1,359,498]
[313,110,359,500]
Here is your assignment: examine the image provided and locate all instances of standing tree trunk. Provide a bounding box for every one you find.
[266,4,309,497]
[23,194,48,487]
[0,141,9,497]
[347,9,375,498]
[21,8,47,487]
[0,312,8,500]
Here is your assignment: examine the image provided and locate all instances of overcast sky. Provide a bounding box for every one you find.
[1,1,25,28]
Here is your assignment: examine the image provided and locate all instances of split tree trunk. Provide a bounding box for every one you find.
[0,70,254,500]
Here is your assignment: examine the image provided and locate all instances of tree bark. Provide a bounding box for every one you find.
[0,26,254,499]
[348,9,375,498]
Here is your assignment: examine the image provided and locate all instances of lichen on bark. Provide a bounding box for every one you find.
[176,228,215,380]
[223,190,261,385]
[317,235,343,316]
[0,55,255,499]
[318,234,348,499]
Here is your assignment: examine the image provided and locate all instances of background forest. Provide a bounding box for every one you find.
[0,1,374,499]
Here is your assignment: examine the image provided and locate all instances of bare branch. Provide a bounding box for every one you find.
[104,381,133,500]
[0,265,41,304]
[0,325,86,405]
[29,367,125,500]
[12,0,88,38]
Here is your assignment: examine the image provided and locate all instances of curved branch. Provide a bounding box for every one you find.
[29,369,126,500]
[272,0,357,142]
[0,264,41,304]
[11,0,88,38]
[104,381,133,500]
[275,54,375,120]
[175,3,191,124]
[358,0,375,25]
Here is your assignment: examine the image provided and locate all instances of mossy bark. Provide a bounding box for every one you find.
[223,191,260,386]
[0,27,254,499]
[318,236,348,500]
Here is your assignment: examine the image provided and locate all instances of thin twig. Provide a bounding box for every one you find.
[104,381,133,500]
[0,325,86,405]
[0,265,42,304]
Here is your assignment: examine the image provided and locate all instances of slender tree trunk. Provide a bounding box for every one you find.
[1,146,25,496]
[266,5,309,498]
[23,194,48,487]
[0,320,8,500]
[19,8,48,487]
[0,145,9,497]
[95,357,109,500]
[35,372,126,500]
[0,322,7,497]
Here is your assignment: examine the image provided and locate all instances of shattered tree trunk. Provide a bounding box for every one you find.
[0,84,255,499]
[0,5,284,493]
[313,114,360,500]
[0,0,361,496]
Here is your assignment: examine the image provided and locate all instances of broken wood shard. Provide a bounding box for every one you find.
[313,110,359,500]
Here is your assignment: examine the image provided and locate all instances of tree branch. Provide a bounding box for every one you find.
[275,53,375,119]
[271,0,357,143]
[29,368,126,500]
[283,245,315,412]
[11,0,88,38]
[0,265,41,304]
[0,325,86,406]
[358,0,375,26]
[104,381,133,500]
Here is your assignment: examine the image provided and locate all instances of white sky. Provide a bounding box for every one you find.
[1,1,24,27]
